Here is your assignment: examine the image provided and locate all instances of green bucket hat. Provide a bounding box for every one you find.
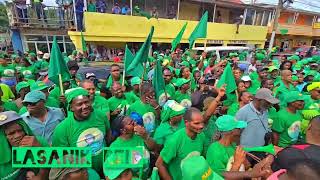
[216,115,247,132]
[305,70,318,77]
[31,81,49,91]
[40,61,49,70]
[130,77,141,86]
[160,100,185,122]
[23,90,46,103]
[174,78,190,88]
[15,81,30,93]
[285,91,305,104]
[65,87,89,104]
[181,155,223,180]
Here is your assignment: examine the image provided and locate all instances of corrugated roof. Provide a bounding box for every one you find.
[241,0,320,14]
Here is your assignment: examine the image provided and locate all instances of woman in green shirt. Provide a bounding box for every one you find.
[206,115,247,176]
[0,111,49,180]
[227,91,253,116]
[153,100,185,146]
[174,78,192,108]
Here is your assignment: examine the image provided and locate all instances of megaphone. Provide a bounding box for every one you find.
[243,144,276,155]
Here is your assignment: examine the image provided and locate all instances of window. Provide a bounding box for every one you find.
[255,10,264,26]
[245,9,255,25]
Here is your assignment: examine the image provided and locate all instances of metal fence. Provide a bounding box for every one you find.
[7,2,74,30]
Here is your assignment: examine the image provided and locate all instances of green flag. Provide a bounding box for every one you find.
[134,6,153,19]
[48,36,71,85]
[216,63,237,94]
[81,31,87,52]
[171,22,188,52]
[127,26,154,71]
[188,11,208,49]
[124,44,144,77]
[152,59,166,105]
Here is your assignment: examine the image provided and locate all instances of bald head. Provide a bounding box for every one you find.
[281,70,292,83]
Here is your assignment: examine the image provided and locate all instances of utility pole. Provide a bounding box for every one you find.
[268,0,283,52]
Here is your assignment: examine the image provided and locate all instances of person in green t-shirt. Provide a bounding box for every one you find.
[14,81,30,109]
[227,92,253,116]
[272,91,305,148]
[174,78,192,108]
[163,68,176,98]
[127,82,160,135]
[0,57,17,87]
[67,60,80,88]
[274,70,297,106]
[81,80,110,120]
[129,76,141,98]
[108,82,138,122]
[110,115,158,178]
[87,0,96,12]
[153,100,185,146]
[52,87,111,177]
[0,111,49,180]
[206,115,248,176]
[156,108,206,180]
[106,64,128,89]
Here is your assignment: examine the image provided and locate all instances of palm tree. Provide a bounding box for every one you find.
[0,3,9,32]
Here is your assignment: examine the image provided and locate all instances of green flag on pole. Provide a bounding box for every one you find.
[48,36,71,85]
[171,22,188,52]
[81,31,87,52]
[152,59,166,105]
[127,26,154,72]
[216,63,237,94]
[124,44,144,77]
[188,11,208,49]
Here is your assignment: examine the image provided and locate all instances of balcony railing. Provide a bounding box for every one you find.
[6,2,75,30]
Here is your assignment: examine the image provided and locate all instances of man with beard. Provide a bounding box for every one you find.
[52,87,111,177]
[156,107,206,180]
[236,88,279,148]
[272,91,305,148]
[21,91,64,144]
[81,80,110,120]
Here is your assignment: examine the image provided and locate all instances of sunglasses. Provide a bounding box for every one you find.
[23,101,39,107]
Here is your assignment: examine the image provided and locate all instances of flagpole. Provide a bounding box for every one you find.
[140,63,147,97]
[122,62,126,86]
[58,74,64,95]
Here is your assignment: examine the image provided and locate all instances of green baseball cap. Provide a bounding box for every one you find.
[31,81,49,91]
[130,77,141,86]
[23,91,46,103]
[29,52,36,57]
[104,152,127,180]
[65,87,89,104]
[16,81,30,93]
[285,91,305,104]
[174,78,190,88]
[181,155,223,180]
[255,53,265,61]
[180,61,190,68]
[216,115,247,132]
[268,66,279,73]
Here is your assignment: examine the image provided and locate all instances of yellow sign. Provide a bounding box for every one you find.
[313,23,320,29]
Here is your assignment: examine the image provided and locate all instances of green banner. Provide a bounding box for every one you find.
[12,147,92,168]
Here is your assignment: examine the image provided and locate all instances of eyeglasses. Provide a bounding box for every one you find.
[23,101,39,107]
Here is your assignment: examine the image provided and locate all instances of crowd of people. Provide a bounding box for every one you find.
[0,46,319,180]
